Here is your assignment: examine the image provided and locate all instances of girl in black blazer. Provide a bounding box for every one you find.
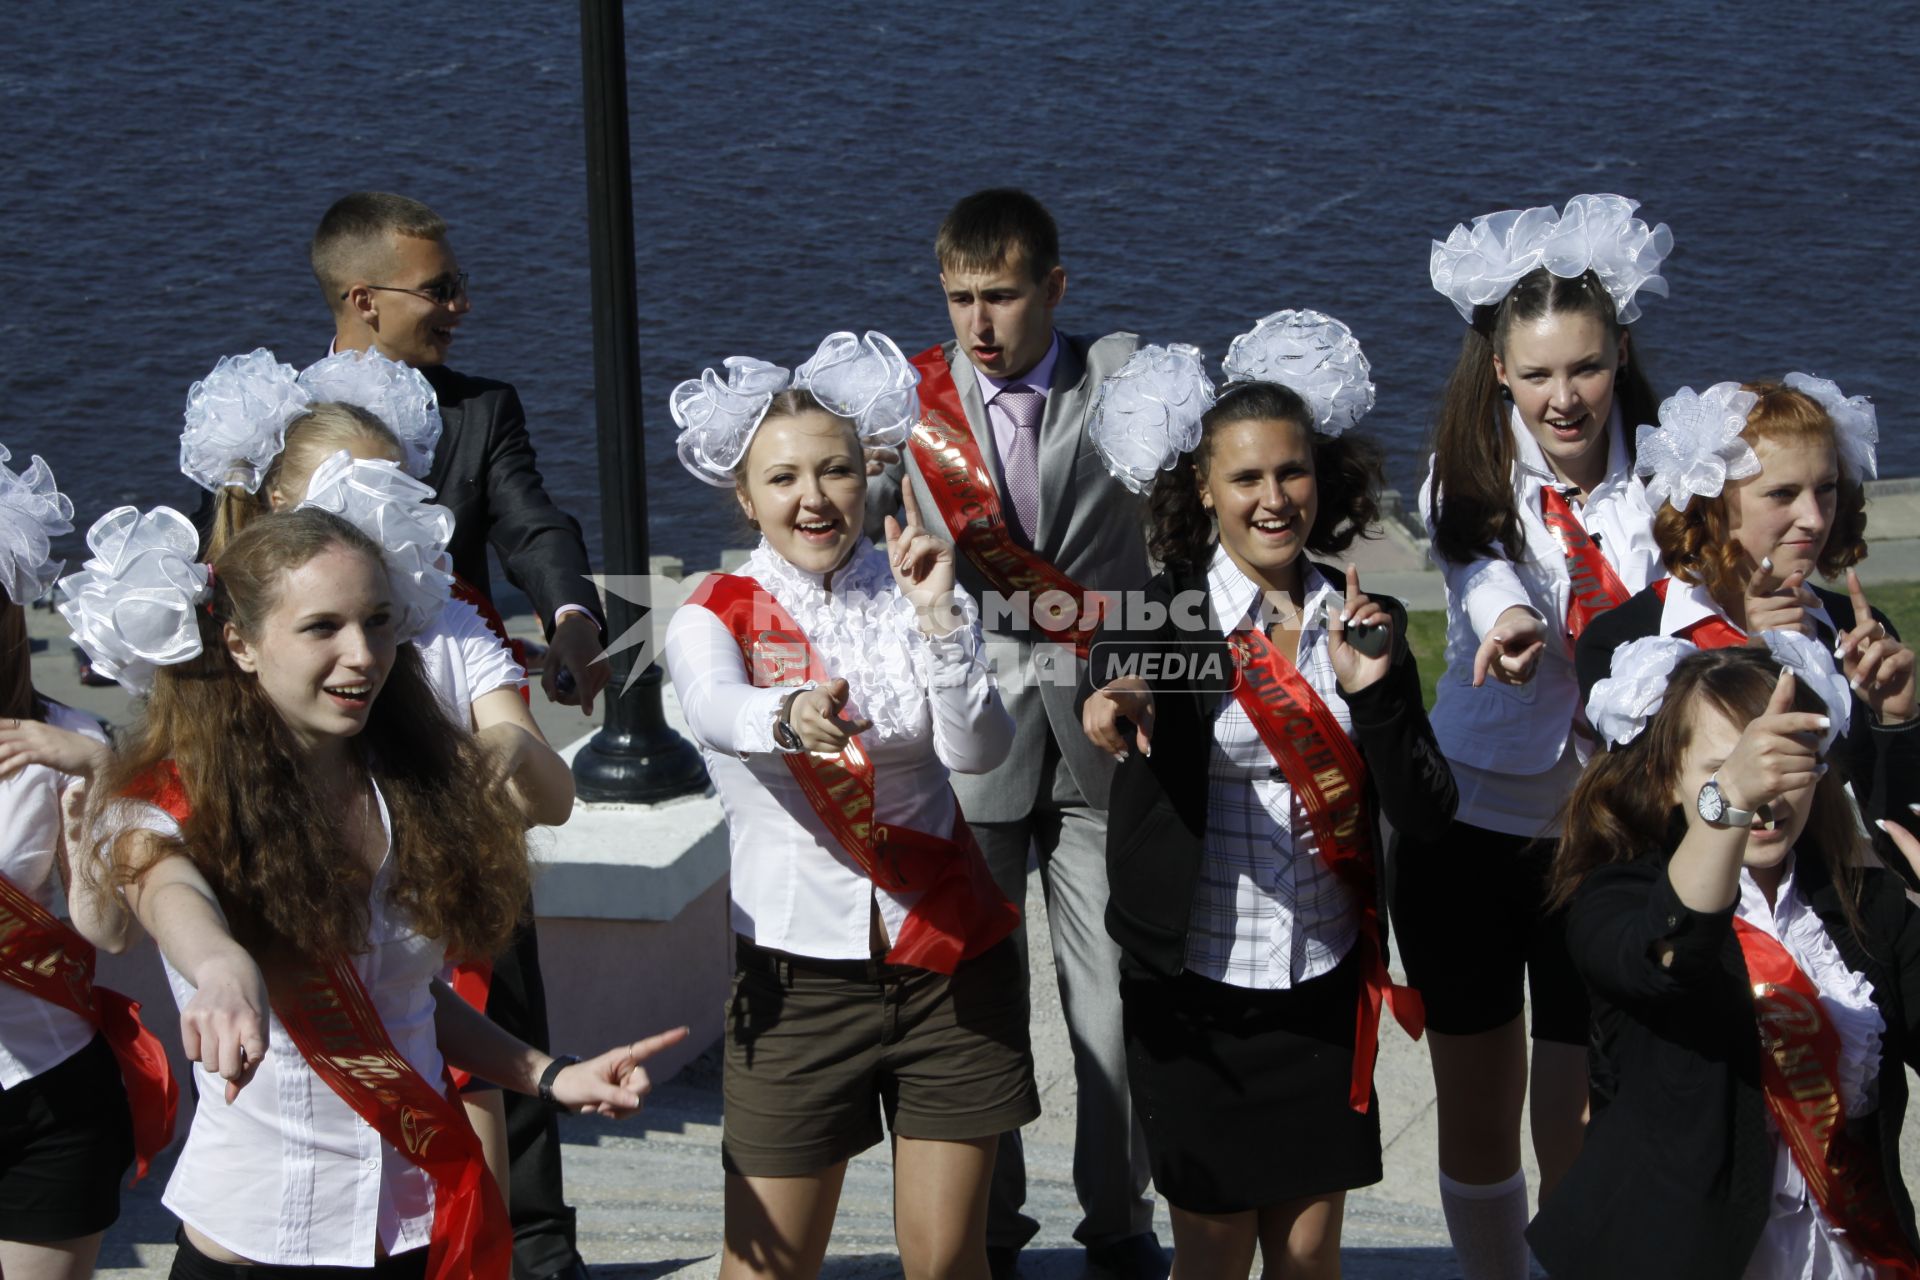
[1076,316,1457,1279]
[1574,377,1920,874]
[1534,641,1920,1279]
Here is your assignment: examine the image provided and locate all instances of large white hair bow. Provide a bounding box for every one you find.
[1087,344,1216,495]
[296,348,443,479]
[57,506,209,693]
[1762,628,1850,754]
[1221,309,1375,437]
[296,451,454,643]
[1586,635,1697,748]
[1635,382,1762,513]
[670,331,921,487]
[1430,194,1672,325]
[180,349,314,493]
[0,444,75,605]
[1784,372,1878,484]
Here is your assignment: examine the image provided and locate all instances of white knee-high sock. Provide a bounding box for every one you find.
[1437,1169,1531,1280]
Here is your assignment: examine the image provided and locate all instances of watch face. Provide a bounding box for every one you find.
[1698,780,1727,823]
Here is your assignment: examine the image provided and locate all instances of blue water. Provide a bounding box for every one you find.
[4,1,1916,570]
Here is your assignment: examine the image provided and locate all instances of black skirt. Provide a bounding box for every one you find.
[1121,950,1381,1214]
[0,1034,134,1241]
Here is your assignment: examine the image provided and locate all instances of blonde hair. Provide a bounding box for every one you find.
[206,403,401,558]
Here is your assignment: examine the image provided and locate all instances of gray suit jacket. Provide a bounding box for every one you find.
[903,331,1149,823]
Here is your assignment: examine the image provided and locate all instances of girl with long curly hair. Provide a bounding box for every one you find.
[1533,640,1920,1279]
[1396,195,1674,1279]
[1574,376,1920,871]
[1078,317,1456,1279]
[66,505,681,1278]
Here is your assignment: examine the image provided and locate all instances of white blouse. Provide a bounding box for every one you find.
[1184,550,1358,989]
[121,788,445,1266]
[663,540,1012,961]
[412,595,525,723]
[1422,408,1662,836]
[1659,576,1835,641]
[0,701,110,1087]
[1735,863,1885,1280]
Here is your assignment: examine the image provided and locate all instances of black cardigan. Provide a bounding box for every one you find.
[1075,559,1459,977]
[1529,851,1920,1279]
[1575,582,1920,882]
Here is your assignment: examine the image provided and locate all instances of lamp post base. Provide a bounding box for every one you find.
[571,665,708,804]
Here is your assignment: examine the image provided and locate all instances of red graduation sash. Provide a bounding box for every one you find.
[1227,628,1423,1112]
[688,571,1018,974]
[0,870,177,1181]
[1651,577,1749,649]
[1539,485,1633,641]
[1732,917,1920,1277]
[135,765,511,1280]
[906,344,1107,658]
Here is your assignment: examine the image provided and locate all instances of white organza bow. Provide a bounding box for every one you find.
[180,349,313,493]
[1784,372,1879,483]
[1762,628,1850,753]
[670,332,922,487]
[296,451,455,643]
[1087,344,1216,495]
[1430,194,1672,325]
[1586,635,1696,747]
[0,443,75,605]
[1635,382,1762,513]
[1222,309,1375,437]
[57,506,209,693]
[297,349,444,479]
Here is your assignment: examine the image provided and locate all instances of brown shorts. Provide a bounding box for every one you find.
[721,934,1039,1177]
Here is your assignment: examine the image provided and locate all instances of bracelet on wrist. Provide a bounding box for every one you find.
[537,1054,579,1107]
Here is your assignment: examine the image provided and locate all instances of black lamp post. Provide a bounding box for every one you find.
[570,0,705,803]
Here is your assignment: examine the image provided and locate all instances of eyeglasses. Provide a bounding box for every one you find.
[341,271,469,306]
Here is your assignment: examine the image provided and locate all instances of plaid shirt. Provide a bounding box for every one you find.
[1183,549,1359,989]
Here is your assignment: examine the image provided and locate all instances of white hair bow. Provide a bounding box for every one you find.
[1430,194,1672,325]
[1635,382,1762,513]
[57,506,210,693]
[180,349,314,493]
[1221,309,1375,437]
[1087,344,1216,495]
[1585,635,1697,747]
[670,331,921,487]
[0,444,75,605]
[296,451,455,642]
[1783,372,1878,484]
[296,349,443,479]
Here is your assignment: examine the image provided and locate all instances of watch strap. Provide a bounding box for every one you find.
[537,1054,579,1107]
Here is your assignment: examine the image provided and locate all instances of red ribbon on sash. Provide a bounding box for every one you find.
[1227,628,1423,1112]
[688,571,1018,974]
[135,766,511,1279]
[906,345,1107,658]
[1651,578,1749,649]
[1539,485,1633,641]
[1733,918,1920,1277]
[0,870,178,1181]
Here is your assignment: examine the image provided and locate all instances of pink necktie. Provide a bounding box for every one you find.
[993,385,1044,545]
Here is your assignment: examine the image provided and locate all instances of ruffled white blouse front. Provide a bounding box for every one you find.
[664,539,1012,960]
[1736,862,1888,1280]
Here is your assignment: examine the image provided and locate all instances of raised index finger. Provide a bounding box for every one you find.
[627,1026,692,1062]
[1848,568,1873,622]
[900,477,926,532]
[1749,556,1780,596]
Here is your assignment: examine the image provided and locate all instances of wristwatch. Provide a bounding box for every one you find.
[772,690,804,753]
[1696,774,1756,828]
[538,1054,580,1108]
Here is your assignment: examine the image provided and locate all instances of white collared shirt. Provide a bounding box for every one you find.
[1659,576,1835,641]
[412,595,525,723]
[663,540,1012,960]
[0,702,109,1087]
[1423,407,1662,835]
[119,787,445,1266]
[1735,862,1884,1280]
[1183,549,1359,988]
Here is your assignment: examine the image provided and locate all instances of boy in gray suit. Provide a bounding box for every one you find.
[901,189,1164,1280]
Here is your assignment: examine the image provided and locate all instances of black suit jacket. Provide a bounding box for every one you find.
[1074,558,1459,976]
[1529,852,1920,1279]
[190,363,605,632]
[1574,582,1920,882]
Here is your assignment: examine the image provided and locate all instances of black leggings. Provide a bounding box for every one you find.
[169,1232,428,1280]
